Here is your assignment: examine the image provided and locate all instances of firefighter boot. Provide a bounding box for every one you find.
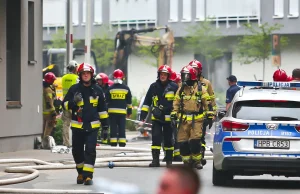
[193,160,203,170]
[165,150,173,167]
[84,177,93,185]
[77,174,84,184]
[149,149,160,167]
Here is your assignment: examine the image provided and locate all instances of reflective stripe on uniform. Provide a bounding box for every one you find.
[83,164,94,173]
[191,154,202,161]
[91,121,101,128]
[151,146,161,150]
[110,138,118,143]
[89,96,99,107]
[108,108,126,114]
[151,115,171,122]
[201,92,209,100]
[64,101,69,110]
[109,89,128,94]
[173,149,180,156]
[177,113,204,121]
[118,138,126,143]
[141,105,149,112]
[164,147,174,151]
[77,100,84,106]
[127,104,133,108]
[165,91,175,100]
[99,111,109,119]
[76,162,84,168]
[181,155,190,162]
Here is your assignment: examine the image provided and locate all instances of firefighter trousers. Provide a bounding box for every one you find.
[61,110,72,147]
[109,113,126,147]
[151,121,174,153]
[72,129,98,179]
[42,114,56,139]
[177,119,203,163]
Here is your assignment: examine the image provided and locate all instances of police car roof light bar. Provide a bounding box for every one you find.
[237,81,300,88]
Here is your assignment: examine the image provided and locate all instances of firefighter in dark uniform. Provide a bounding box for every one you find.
[95,73,110,94]
[105,69,132,147]
[62,63,109,185]
[140,65,179,167]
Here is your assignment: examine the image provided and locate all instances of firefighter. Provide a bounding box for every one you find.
[62,63,109,185]
[175,73,182,86]
[42,72,57,149]
[61,60,79,147]
[140,65,178,167]
[291,68,300,82]
[171,65,209,169]
[95,73,110,94]
[188,60,216,164]
[105,69,132,147]
[273,69,288,81]
[165,70,181,162]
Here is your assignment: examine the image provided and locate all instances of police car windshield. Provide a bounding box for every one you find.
[232,100,300,121]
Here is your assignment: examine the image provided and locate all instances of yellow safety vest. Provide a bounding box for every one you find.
[62,73,78,97]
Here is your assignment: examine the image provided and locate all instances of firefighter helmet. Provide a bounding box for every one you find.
[77,63,94,75]
[108,79,114,86]
[157,65,172,74]
[113,69,124,79]
[169,70,177,81]
[44,72,56,84]
[175,73,181,84]
[67,60,78,72]
[180,65,197,81]
[273,69,287,81]
[95,73,109,84]
[287,75,293,82]
[189,60,203,72]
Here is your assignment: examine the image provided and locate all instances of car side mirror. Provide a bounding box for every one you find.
[218,111,226,120]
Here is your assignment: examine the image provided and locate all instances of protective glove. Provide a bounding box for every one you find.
[207,118,213,129]
[73,92,83,104]
[102,126,109,141]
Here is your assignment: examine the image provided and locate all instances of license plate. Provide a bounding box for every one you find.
[254,139,290,149]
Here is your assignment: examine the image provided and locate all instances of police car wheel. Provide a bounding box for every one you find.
[212,162,233,186]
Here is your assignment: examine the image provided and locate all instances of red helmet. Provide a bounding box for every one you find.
[158,65,172,74]
[175,73,181,84]
[113,69,124,79]
[273,69,287,81]
[169,70,177,81]
[287,75,293,82]
[44,72,56,84]
[77,63,94,75]
[96,73,109,84]
[180,65,197,81]
[189,60,203,72]
[108,80,114,86]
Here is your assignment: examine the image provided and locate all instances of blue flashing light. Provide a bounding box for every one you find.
[237,81,300,88]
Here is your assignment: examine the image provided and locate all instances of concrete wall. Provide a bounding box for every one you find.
[0,0,43,152]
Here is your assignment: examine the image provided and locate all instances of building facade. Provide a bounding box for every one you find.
[43,0,300,98]
[0,0,43,152]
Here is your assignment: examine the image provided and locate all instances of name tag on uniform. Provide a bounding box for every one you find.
[111,93,126,99]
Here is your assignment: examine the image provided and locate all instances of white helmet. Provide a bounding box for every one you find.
[67,60,78,72]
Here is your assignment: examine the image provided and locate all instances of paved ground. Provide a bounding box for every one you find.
[0,130,299,194]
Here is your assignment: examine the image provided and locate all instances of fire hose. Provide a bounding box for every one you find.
[0,145,214,193]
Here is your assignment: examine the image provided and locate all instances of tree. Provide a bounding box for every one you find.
[235,22,289,80]
[43,28,81,49]
[184,19,226,65]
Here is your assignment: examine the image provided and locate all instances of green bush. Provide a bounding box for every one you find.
[126,109,137,131]
[53,118,63,145]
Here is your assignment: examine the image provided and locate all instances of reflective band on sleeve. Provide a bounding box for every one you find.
[164,147,174,151]
[151,146,161,150]
[99,111,109,119]
[71,120,83,129]
[77,100,84,106]
[108,108,126,114]
[91,121,101,128]
[141,105,149,112]
[127,104,133,108]
[64,101,69,110]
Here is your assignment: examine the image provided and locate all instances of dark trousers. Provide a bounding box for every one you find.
[151,121,173,151]
[109,113,126,147]
[72,129,98,179]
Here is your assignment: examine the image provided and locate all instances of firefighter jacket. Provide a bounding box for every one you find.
[199,76,217,116]
[141,80,178,122]
[62,73,79,98]
[43,81,56,115]
[62,82,109,132]
[105,83,132,115]
[172,81,209,121]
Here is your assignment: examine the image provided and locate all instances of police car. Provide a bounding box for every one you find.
[213,81,300,186]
